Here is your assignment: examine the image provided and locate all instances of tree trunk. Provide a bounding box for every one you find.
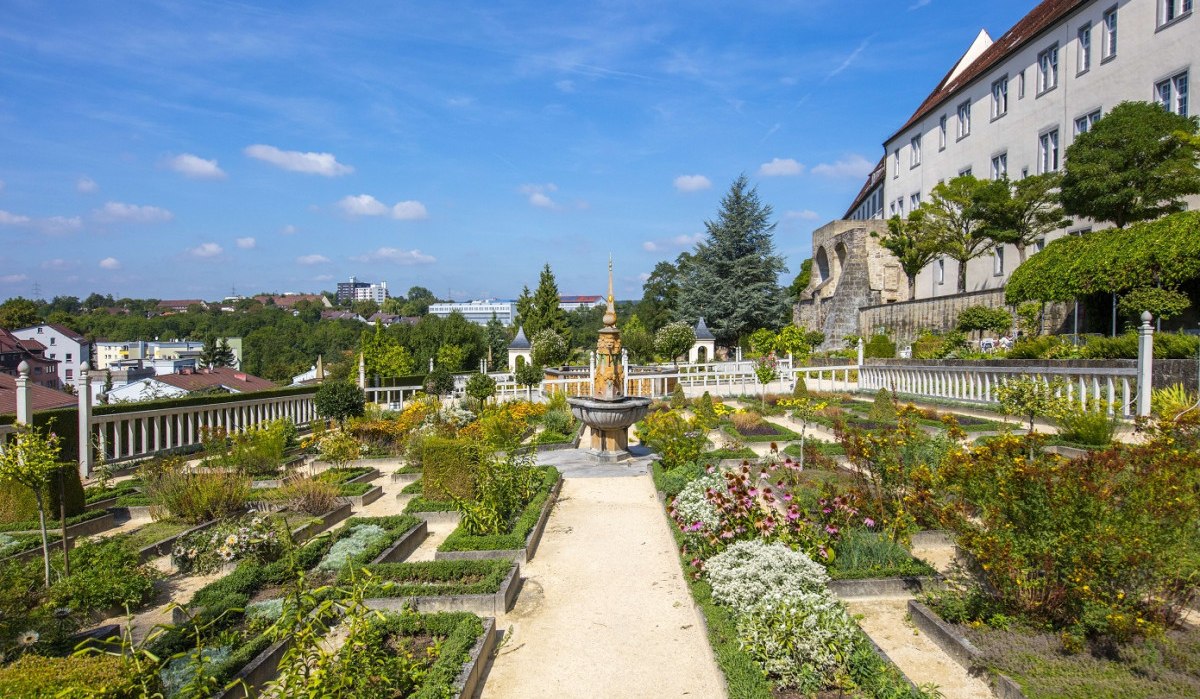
[1016,243,1028,265]
[58,468,69,576]
[906,275,917,301]
[34,491,50,588]
[957,259,968,294]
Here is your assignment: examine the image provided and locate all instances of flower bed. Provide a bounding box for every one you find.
[436,467,560,562]
[357,559,519,615]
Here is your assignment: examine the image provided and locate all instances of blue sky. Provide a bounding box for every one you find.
[0,0,1035,302]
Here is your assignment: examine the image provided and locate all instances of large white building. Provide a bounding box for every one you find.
[428,299,517,325]
[10,323,90,386]
[845,0,1197,301]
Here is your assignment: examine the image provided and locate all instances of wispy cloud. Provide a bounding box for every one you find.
[244,144,353,176]
[280,224,297,235]
[41,258,78,270]
[168,153,226,179]
[99,257,121,270]
[673,175,711,192]
[758,158,804,177]
[642,232,703,252]
[94,201,173,223]
[826,38,871,80]
[0,210,31,225]
[76,176,98,193]
[337,194,428,219]
[236,237,256,249]
[351,247,436,265]
[785,209,821,221]
[811,154,874,179]
[908,0,933,10]
[519,183,558,209]
[0,274,29,284]
[297,253,331,265]
[188,242,223,258]
[0,210,82,234]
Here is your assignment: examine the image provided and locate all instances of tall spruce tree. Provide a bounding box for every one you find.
[676,175,788,343]
[514,285,533,332]
[484,313,509,370]
[524,264,568,338]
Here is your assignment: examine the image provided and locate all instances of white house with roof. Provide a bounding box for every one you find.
[688,318,717,364]
[846,0,1198,300]
[507,327,532,371]
[11,323,90,387]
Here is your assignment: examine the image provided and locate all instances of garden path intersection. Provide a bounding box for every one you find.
[482,450,727,698]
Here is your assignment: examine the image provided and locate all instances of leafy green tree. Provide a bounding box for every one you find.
[485,313,509,370]
[995,375,1069,440]
[747,328,777,357]
[774,325,822,359]
[351,300,379,318]
[1060,101,1200,229]
[399,286,438,317]
[360,323,416,377]
[314,382,366,427]
[923,175,1009,293]
[436,344,468,372]
[531,329,569,368]
[564,305,606,350]
[752,352,779,407]
[515,362,543,399]
[982,173,1069,264]
[465,372,498,411]
[0,297,39,329]
[0,425,63,586]
[676,175,789,343]
[423,366,455,400]
[654,321,695,367]
[621,314,655,363]
[636,260,683,331]
[1116,287,1190,321]
[876,211,941,300]
[956,305,1013,340]
[788,258,813,303]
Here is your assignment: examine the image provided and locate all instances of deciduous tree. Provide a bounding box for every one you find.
[876,211,941,300]
[923,175,1008,294]
[654,321,695,367]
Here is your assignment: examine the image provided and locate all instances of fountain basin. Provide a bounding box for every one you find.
[567,395,652,461]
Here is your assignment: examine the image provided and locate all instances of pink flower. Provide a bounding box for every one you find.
[782,493,793,502]
[864,517,876,528]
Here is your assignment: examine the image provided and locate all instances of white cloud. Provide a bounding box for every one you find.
[338,194,389,217]
[41,258,78,270]
[99,257,121,270]
[811,154,874,179]
[40,216,82,234]
[169,153,226,179]
[555,79,575,93]
[244,144,353,176]
[297,254,331,265]
[76,176,98,193]
[643,232,703,252]
[827,39,871,79]
[391,200,428,220]
[673,174,711,192]
[758,158,805,176]
[0,210,31,225]
[236,237,256,249]
[94,201,173,223]
[908,0,932,9]
[785,209,821,221]
[188,242,223,258]
[519,183,558,209]
[0,273,28,284]
[638,272,651,282]
[281,224,297,235]
[351,247,436,265]
[314,274,334,282]
[446,96,474,108]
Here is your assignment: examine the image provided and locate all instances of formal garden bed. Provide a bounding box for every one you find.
[359,558,521,615]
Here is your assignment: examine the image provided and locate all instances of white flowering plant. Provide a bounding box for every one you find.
[172,513,286,574]
[736,594,860,692]
[667,473,724,540]
[704,539,830,610]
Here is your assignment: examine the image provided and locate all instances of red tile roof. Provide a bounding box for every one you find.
[843,155,887,219]
[887,0,1087,145]
[15,323,87,342]
[0,373,76,415]
[559,295,603,303]
[254,294,330,309]
[156,367,276,393]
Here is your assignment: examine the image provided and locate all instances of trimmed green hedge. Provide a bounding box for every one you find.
[438,467,559,553]
[313,466,373,484]
[0,506,107,533]
[722,421,800,443]
[338,482,373,497]
[350,559,513,596]
[0,653,151,698]
[0,463,85,525]
[403,496,458,513]
[366,611,484,699]
[422,436,479,502]
[400,479,423,495]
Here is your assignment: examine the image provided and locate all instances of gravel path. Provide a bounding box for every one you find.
[483,471,725,699]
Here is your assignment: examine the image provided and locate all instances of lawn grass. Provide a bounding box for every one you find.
[117,519,193,552]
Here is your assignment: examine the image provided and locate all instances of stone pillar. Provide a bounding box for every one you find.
[1136,311,1154,417]
[77,363,94,478]
[14,361,32,425]
[357,352,366,389]
[857,337,865,367]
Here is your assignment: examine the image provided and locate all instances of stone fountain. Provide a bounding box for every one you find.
[567,259,652,462]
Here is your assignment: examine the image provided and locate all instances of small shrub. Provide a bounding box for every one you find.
[48,538,159,614]
[1055,403,1120,446]
[692,392,717,423]
[314,381,366,426]
[670,473,724,535]
[730,411,776,436]
[705,539,829,610]
[279,476,340,515]
[317,524,389,571]
[142,459,248,524]
[863,333,896,359]
[792,375,808,396]
[867,388,898,425]
[737,594,859,692]
[422,436,481,502]
[0,653,150,698]
[669,383,687,409]
[639,411,708,470]
[173,514,287,574]
[540,408,574,435]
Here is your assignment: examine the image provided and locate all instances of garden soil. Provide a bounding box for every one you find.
[482,471,726,698]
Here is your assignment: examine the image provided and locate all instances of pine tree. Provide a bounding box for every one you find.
[484,313,509,370]
[199,336,235,369]
[515,285,533,331]
[676,175,788,344]
[525,264,568,338]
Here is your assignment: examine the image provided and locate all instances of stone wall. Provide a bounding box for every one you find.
[857,289,1073,344]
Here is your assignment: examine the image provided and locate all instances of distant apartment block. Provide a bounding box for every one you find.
[428,299,517,326]
[558,295,605,312]
[336,276,389,304]
[93,338,243,372]
[10,323,91,387]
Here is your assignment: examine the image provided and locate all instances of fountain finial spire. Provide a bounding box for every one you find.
[603,254,617,328]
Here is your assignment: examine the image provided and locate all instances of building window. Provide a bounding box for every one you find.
[1018,70,1026,98]
[936,258,946,285]
[65,369,73,380]
[65,353,72,361]
[957,100,971,139]
[36,327,43,334]
[938,115,948,149]
[994,247,1005,276]
[1035,237,1046,252]
[1161,0,1193,26]
[1078,23,1091,73]
[910,135,922,167]
[897,198,905,216]
[1074,109,1102,135]
[910,193,921,210]
[991,76,1009,118]
[893,148,900,177]
[1102,7,1118,60]
[1039,128,1060,173]
[1156,71,1189,116]
[889,201,896,216]
[991,152,1008,179]
[959,166,973,177]
[1037,45,1059,93]
[1021,166,1029,179]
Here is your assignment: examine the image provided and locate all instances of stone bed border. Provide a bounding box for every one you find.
[907,600,1027,699]
[363,562,522,616]
[371,519,429,564]
[344,484,384,508]
[138,517,220,563]
[4,510,116,540]
[290,501,353,542]
[828,575,943,599]
[1,536,74,565]
[434,475,563,567]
